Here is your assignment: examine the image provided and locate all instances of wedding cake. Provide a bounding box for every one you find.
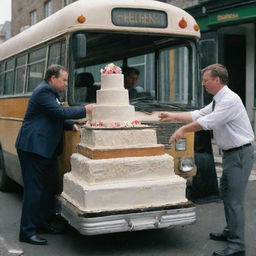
[62,64,187,213]
[87,63,140,127]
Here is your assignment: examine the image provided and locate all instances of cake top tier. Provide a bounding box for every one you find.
[100,63,122,74]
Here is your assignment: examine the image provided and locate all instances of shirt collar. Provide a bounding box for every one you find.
[213,85,228,103]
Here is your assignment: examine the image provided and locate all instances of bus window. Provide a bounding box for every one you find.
[127,53,155,98]
[0,62,5,95]
[69,33,199,107]
[4,58,15,95]
[15,55,27,94]
[27,47,46,92]
[48,40,66,66]
[159,46,191,104]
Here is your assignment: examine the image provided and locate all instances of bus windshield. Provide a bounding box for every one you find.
[70,32,200,110]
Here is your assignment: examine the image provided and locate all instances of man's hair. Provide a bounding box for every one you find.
[122,67,140,76]
[44,64,67,82]
[202,64,228,85]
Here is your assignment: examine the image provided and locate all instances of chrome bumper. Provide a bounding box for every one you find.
[58,196,196,236]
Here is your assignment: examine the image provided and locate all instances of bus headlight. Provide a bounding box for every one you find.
[175,138,187,151]
[179,157,194,172]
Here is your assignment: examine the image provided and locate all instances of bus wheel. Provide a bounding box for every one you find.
[0,149,12,192]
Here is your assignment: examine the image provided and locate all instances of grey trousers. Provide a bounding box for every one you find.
[220,145,254,250]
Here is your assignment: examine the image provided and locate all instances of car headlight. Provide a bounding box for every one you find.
[175,138,186,151]
[179,157,194,172]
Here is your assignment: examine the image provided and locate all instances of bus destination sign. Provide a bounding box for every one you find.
[112,8,167,28]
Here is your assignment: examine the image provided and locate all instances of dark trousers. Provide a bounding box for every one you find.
[220,145,254,250]
[17,150,59,238]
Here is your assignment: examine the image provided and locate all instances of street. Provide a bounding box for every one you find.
[0,180,255,256]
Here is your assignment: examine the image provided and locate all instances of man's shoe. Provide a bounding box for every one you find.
[19,234,47,245]
[213,247,245,256]
[209,232,228,241]
[37,225,64,235]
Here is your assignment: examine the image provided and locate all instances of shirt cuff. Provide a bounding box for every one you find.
[190,110,201,121]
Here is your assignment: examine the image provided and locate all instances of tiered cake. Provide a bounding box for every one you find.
[62,64,187,212]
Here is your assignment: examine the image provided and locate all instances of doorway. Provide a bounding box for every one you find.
[223,34,246,104]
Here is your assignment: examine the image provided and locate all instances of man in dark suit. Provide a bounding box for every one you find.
[16,64,94,245]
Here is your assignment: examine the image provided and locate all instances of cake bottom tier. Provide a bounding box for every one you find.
[62,173,187,212]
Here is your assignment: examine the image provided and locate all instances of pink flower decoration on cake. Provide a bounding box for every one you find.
[100,63,122,74]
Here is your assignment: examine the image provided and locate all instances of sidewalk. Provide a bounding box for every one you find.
[212,140,256,181]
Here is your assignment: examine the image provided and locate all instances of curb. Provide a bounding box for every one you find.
[0,236,23,256]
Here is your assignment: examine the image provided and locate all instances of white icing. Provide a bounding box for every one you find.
[97,89,129,105]
[70,153,173,184]
[100,74,124,90]
[92,105,135,122]
[62,174,186,212]
[81,129,157,147]
[92,73,135,122]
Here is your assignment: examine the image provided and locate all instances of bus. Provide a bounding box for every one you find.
[0,0,206,235]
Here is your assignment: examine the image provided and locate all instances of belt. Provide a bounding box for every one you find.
[222,143,252,153]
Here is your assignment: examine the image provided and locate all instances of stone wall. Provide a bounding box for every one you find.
[11,0,78,36]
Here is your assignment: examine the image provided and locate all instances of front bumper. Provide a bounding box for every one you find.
[58,196,196,235]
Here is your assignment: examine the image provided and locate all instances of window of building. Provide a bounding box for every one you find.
[44,0,53,18]
[30,10,37,25]
[63,0,74,6]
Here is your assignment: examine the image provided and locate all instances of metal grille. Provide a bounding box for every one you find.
[142,121,184,149]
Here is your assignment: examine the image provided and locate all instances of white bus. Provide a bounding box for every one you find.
[0,0,202,235]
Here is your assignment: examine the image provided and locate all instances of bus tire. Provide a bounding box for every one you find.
[0,146,13,192]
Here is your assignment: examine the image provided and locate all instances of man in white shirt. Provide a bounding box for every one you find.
[159,64,254,256]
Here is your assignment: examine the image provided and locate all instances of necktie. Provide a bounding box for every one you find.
[212,100,215,111]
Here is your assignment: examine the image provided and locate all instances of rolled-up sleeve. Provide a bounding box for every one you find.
[191,97,240,130]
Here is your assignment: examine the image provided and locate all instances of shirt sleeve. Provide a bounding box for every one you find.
[196,97,241,130]
[190,103,213,121]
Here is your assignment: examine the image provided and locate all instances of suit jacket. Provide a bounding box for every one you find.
[16,81,86,158]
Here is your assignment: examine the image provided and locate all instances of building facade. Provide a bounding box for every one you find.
[11,0,77,36]
[165,0,256,129]
[0,21,11,43]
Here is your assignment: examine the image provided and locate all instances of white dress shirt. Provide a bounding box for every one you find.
[191,86,254,150]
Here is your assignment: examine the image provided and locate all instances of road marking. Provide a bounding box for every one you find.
[0,236,23,256]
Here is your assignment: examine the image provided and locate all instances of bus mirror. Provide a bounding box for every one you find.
[73,33,87,60]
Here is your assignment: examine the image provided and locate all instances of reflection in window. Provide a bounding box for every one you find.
[159,46,190,104]
[0,73,5,95]
[27,62,45,92]
[15,55,27,94]
[127,54,155,99]
[0,63,5,95]
[48,41,66,66]
[3,58,15,95]
[27,47,46,92]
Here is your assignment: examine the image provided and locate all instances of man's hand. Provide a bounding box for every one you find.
[169,127,185,144]
[73,124,80,132]
[85,103,96,117]
[159,112,176,122]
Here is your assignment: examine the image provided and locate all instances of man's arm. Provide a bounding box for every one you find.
[159,112,193,123]
[169,121,202,144]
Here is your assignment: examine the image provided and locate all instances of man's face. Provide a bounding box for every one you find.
[201,70,219,95]
[124,73,139,90]
[50,70,68,92]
